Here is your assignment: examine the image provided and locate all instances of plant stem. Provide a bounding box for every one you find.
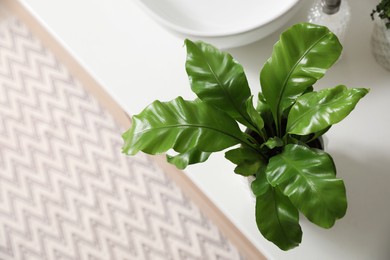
[276,116,282,138]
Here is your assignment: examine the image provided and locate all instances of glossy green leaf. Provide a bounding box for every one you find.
[254,174,302,250]
[262,137,283,149]
[185,39,253,128]
[256,92,271,117]
[251,172,269,197]
[287,86,369,135]
[266,144,347,228]
[122,97,246,156]
[246,96,264,133]
[257,92,275,137]
[167,149,211,169]
[225,146,265,176]
[260,23,342,126]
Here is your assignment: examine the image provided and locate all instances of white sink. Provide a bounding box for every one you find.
[136,0,304,48]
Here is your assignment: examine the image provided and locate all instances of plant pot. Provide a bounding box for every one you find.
[371,16,390,71]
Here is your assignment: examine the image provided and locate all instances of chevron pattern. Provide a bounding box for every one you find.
[0,17,244,260]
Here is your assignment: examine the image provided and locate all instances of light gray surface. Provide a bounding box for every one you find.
[20,0,390,258]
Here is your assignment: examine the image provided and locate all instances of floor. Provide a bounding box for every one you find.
[0,15,244,260]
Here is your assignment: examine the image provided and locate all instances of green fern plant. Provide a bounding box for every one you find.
[122,23,369,250]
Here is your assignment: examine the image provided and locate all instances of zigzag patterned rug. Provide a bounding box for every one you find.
[0,16,244,260]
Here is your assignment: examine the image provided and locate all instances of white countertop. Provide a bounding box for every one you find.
[20,0,390,259]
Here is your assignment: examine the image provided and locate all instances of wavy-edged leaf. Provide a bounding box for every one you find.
[262,137,283,149]
[251,172,269,197]
[225,146,265,176]
[257,92,274,136]
[185,39,253,128]
[266,144,347,228]
[253,173,302,250]
[122,97,246,155]
[260,23,342,126]
[287,86,369,135]
[256,92,271,118]
[246,96,264,133]
[167,149,211,170]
